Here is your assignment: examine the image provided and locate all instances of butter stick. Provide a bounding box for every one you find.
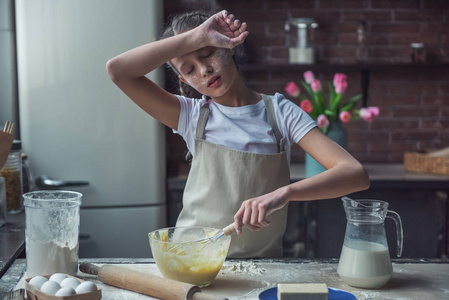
[277,283,329,300]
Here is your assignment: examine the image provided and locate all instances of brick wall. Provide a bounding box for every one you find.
[164,0,449,175]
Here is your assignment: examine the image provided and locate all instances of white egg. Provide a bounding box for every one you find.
[60,277,81,289]
[40,281,61,295]
[29,275,48,289]
[49,273,68,284]
[75,281,98,294]
[55,286,77,296]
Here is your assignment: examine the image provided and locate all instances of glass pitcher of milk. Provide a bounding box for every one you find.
[337,197,403,289]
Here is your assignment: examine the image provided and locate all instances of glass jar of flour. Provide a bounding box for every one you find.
[24,191,82,277]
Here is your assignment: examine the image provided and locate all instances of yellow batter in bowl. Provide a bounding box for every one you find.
[149,226,231,287]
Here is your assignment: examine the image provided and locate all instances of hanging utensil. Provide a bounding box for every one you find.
[3,121,15,135]
[0,121,14,170]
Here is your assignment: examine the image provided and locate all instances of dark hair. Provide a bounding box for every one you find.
[160,10,247,99]
[160,10,247,163]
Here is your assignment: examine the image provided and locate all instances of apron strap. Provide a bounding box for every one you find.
[195,103,210,139]
[262,94,285,153]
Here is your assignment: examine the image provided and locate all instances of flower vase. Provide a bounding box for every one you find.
[305,122,347,178]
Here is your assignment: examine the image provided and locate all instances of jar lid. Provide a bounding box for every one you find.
[11,140,22,150]
[411,43,424,48]
[285,18,319,29]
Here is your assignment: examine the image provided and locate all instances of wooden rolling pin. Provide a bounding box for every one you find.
[79,262,227,300]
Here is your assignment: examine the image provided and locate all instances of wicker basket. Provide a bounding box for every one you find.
[404,150,449,176]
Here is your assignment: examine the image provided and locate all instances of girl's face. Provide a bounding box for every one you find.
[171,47,237,98]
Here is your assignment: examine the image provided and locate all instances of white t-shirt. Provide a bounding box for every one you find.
[174,92,317,163]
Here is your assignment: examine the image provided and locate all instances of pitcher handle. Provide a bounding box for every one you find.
[386,210,403,257]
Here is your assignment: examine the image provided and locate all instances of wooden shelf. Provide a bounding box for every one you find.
[241,62,449,73]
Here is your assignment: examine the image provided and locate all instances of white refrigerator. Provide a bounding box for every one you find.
[15,0,166,258]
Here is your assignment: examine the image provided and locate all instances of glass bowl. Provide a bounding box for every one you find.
[149,226,231,287]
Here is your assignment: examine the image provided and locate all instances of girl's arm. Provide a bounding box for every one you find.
[106,10,248,130]
[233,127,370,234]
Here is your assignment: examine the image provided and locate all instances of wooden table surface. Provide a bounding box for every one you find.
[2,258,448,300]
[289,163,449,189]
[168,163,449,190]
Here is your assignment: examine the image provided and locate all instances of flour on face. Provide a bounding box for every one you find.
[182,48,234,96]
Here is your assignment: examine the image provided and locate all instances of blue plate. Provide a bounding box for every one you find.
[259,287,357,300]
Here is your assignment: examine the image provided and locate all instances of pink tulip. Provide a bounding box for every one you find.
[367,106,380,117]
[285,81,300,97]
[317,114,329,129]
[340,111,352,123]
[360,107,380,122]
[333,73,347,87]
[335,80,348,94]
[359,108,375,122]
[303,70,315,84]
[311,79,321,92]
[300,99,313,113]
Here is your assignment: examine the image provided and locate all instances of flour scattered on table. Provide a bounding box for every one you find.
[221,262,266,275]
[358,291,381,300]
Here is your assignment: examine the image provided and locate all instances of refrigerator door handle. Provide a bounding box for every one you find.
[35,175,89,189]
[79,233,91,241]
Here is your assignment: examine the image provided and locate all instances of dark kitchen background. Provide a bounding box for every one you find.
[164,0,449,259]
[164,0,449,176]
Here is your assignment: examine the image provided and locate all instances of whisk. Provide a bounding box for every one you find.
[2,121,15,135]
[167,223,236,255]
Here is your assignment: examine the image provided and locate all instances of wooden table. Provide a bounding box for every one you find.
[1,258,448,299]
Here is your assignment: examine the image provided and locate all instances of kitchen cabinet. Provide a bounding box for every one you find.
[311,190,446,258]
[289,164,449,259]
[167,164,449,259]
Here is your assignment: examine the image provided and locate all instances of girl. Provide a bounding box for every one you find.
[107,10,370,258]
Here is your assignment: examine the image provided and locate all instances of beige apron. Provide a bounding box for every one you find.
[176,94,290,258]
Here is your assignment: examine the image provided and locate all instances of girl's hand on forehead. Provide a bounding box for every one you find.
[198,10,249,49]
